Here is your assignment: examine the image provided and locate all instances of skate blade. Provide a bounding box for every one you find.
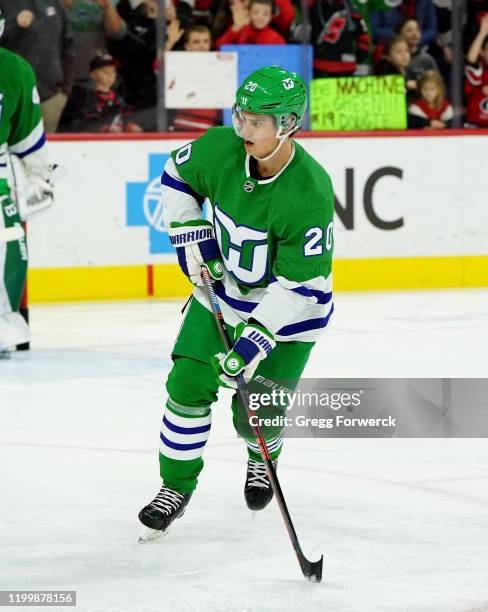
[137,507,186,543]
[138,526,168,544]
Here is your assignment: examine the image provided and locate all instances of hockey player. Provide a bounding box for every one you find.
[465,14,488,127]
[138,66,334,541]
[0,10,56,356]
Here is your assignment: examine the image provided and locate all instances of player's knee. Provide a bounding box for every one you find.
[166,356,218,411]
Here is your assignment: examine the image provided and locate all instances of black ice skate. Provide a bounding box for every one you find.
[244,459,277,511]
[138,484,192,543]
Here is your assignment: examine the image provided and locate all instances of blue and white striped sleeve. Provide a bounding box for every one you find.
[251,274,333,336]
[9,120,46,159]
[161,157,205,227]
[9,119,48,173]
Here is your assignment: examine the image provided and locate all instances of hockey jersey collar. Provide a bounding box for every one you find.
[244,142,296,185]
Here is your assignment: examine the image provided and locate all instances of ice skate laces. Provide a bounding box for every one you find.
[248,460,270,489]
[150,485,184,515]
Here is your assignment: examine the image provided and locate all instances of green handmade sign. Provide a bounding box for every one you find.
[310,75,407,131]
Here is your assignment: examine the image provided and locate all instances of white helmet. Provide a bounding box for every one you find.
[0,10,4,39]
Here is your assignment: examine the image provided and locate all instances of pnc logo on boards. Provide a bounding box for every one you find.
[334,166,404,230]
[126,153,173,254]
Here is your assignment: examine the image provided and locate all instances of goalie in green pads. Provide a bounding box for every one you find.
[0,11,57,355]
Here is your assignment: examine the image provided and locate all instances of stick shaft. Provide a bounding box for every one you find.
[201,268,312,565]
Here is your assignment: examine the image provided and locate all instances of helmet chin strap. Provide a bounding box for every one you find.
[251,126,296,162]
[252,135,287,162]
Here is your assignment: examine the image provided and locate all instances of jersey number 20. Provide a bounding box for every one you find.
[304,221,333,256]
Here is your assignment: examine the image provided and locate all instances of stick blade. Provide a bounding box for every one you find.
[300,554,323,583]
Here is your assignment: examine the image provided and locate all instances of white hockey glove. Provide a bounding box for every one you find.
[9,155,62,221]
[168,220,224,287]
[213,321,276,389]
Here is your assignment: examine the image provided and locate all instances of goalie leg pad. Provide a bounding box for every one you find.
[0,312,30,350]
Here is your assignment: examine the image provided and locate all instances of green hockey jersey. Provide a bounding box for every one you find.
[162,127,334,342]
[0,47,46,182]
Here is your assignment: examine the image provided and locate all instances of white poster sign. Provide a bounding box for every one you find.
[165,52,237,109]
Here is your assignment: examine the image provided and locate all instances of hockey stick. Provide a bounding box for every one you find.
[200,267,323,583]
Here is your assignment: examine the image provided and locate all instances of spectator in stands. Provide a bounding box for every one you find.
[464,0,488,50]
[428,0,452,91]
[109,0,158,112]
[0,0,75,133]
[375,34,418,100]
[398,17,438,78]
[165,14,185,50]
[310,0,370,78]
[338,0,401,70]
[59,52,143,131]
[269,0,294,37]
[212,0,246,39]
[408,69,453,128]
[464,14,488,127]
[191,0,218,28]
[83,53,142,132]
[212,0,293,41]
[64,0,126,91]
[216,0,285,47]
[166,20,212,50]
[350,0,401,45]
[168,25,222,130]
[110,0,194,114]
[184,23,213,49]
[371,0,438,47]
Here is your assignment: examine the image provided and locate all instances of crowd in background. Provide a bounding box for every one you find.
[0,0,487,133]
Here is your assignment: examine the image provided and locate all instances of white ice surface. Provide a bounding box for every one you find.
[1,289,488,612]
